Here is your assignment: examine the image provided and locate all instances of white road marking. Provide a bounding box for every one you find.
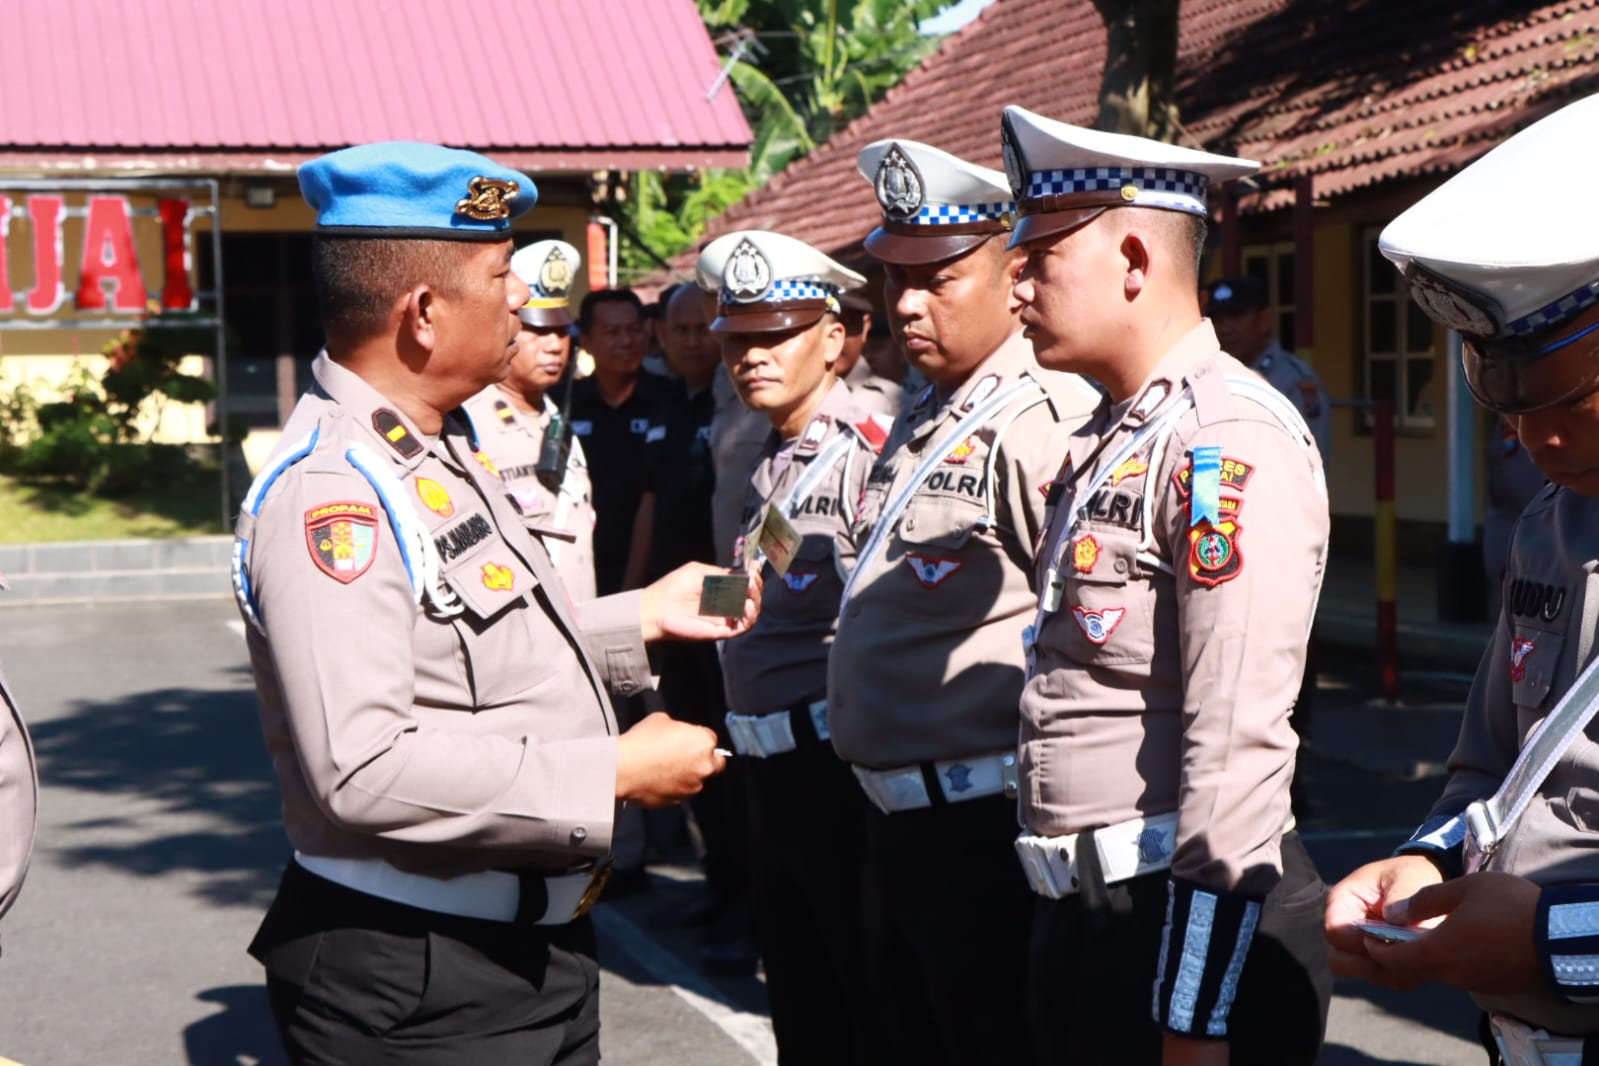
[225,619,247,640]
[593,904,777,1066]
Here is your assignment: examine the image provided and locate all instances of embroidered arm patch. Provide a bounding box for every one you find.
[305,502,380,583]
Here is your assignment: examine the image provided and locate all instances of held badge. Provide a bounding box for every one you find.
[875,143,926,221]
[723,238,773,303]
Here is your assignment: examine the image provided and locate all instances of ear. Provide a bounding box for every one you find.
[399,284,439,354]
[1121,230,1152,302]
[820,316,847,371]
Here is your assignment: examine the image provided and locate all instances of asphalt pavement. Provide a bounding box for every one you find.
[0,599,1493,1065]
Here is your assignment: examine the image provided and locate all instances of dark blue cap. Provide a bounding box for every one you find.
[299,142,536,241]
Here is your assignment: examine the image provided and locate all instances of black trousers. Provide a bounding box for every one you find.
[252,860,601,1066]
[744,739,871,1066]
[1028,831,1332,1066]
[656,641,750,933]
[861,794,1035,1066]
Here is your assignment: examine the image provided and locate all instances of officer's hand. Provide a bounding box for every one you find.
[639,562,762,643]
[1161,1032,1229,1066]
[615,712,727,808]
[1360,871,1542,996]
[1324,854,1442,986]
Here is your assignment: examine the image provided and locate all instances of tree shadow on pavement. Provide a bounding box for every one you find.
[181,985,286,1066]
[27,673,287,908]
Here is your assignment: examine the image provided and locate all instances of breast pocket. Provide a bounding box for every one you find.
[894,493,986,598]
[1056,529,1153,667]
[1510,622,1563,713]
[439,548,545,708]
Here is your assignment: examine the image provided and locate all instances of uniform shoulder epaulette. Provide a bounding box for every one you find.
[1187,362,1237,428]
[850,411,892,454]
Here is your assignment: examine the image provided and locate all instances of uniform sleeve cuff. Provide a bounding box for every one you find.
[575,590,650,698]
[1153,877,1264,1039]
[1537,884,1599,1004]
[1393,813,1467,880]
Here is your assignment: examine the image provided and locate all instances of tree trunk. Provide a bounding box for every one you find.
[1092,0,1181,140]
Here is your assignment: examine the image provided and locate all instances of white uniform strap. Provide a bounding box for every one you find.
[1025,393,1197,657]
[1467,651,1599,865]
[343,443,462,619]
[779,432,856,519]
[840,377,1039,611]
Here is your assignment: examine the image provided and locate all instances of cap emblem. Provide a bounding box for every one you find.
[724,238,773,303]
[1120,184,1140,202]
[999,114,1028,199]
[1404,262,1500,337]
[539,246,573,296]
[455,176,520,222]
[875,144,926,221]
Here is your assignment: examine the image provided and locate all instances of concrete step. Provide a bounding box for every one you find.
[0,536,233,606]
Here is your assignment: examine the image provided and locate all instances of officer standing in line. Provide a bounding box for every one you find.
[826,138,1099,1066]
[463,239,597,601]
[1325,93,1599,1063]
[697,229,885,1066]
[233,142,757,1064]
[1004,107,1333,1066]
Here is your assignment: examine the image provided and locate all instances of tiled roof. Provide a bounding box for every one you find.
[679,0,1598,268]
[0,0,751,173]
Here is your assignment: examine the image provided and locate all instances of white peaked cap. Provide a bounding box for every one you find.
[856,139,1016,264]
[1380,93,1599,338]
[1000,104,1258,245]
[696,229,865,334]
[511,239,581,327]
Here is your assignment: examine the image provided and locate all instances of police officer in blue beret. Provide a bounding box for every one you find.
[234,142,758,1065]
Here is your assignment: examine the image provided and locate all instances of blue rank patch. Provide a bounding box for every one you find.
[1189,446,1221,527]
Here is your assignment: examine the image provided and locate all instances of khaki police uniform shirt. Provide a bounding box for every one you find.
[1020,321,1327,897]
[828,331,1099,768]
[1416,484,1599,1032]
[235,353,651,879]
[721,380,880,717]
[462,388,598,603]
[1254,340,1331,460]
[0,659,36,920]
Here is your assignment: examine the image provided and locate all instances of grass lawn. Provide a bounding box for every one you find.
[0,472,229,542]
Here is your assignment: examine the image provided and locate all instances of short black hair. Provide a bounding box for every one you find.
[311,236,471,342]
[578,288,644,333]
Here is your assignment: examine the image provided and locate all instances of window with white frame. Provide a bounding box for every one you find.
[1240,241,1295,349]
[1361,226,1438,430]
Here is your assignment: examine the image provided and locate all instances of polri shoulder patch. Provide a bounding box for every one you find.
[305,502,380,584]
[853,414,890,454]
[372,409,423,459]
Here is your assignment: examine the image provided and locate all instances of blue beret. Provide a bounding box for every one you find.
[299,142,536,241]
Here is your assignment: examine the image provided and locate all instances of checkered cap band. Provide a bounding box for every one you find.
[910,201,1015,226]
[721,278,840,306]
[1507,281,1599,336]
[1024,166,1210,214]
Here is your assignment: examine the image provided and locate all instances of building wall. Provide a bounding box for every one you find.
[0,175,599,444]
[1234,178,1492,537]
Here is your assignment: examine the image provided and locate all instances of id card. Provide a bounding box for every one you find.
[756,506,802,577]
[1354,920,1423,943]
[698,572,751,618]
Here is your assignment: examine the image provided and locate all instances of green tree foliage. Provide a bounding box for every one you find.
[616,0,955,282]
